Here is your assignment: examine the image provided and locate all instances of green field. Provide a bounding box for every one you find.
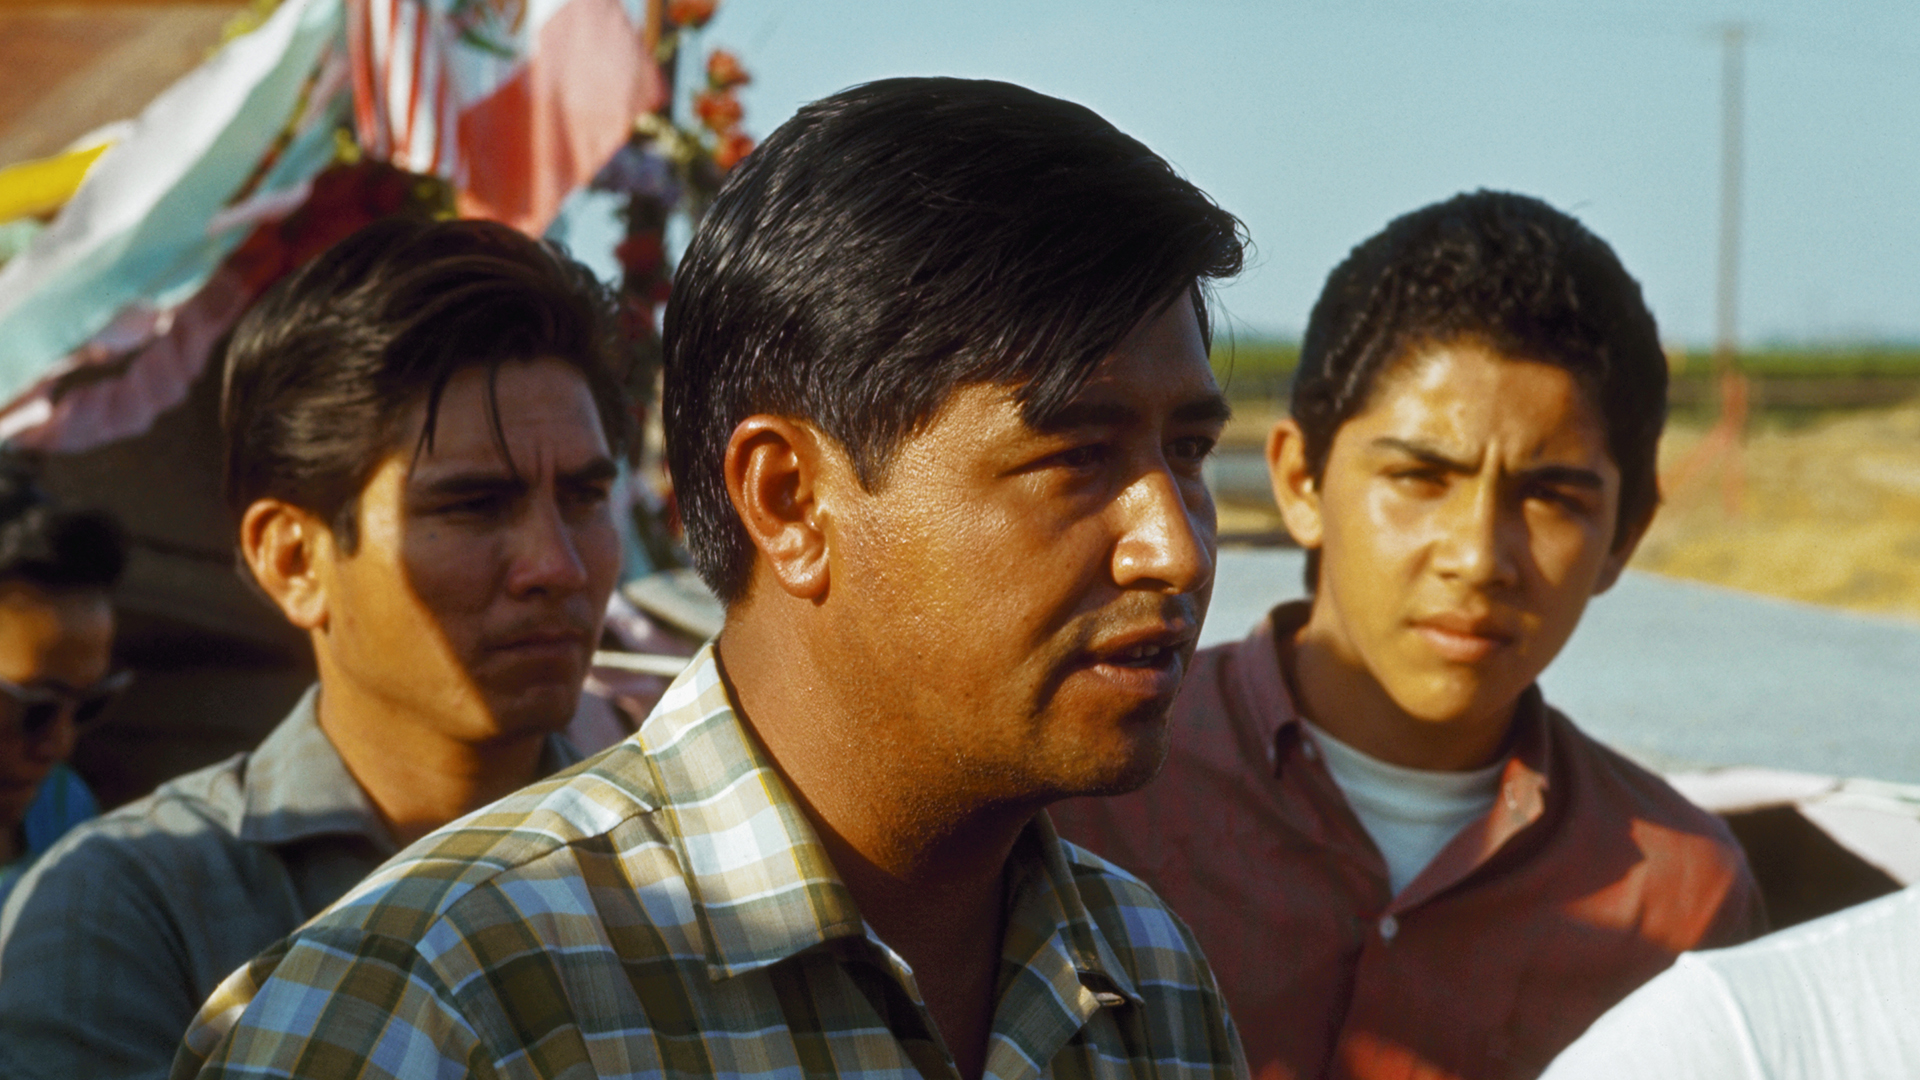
[1669,346,1920,379]
[1209,337,1298,401]
[1211,339,1920,408]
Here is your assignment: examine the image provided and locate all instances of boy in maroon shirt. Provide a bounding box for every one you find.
[1052,190,1764,1080]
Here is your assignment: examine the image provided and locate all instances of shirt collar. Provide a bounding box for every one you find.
[1491,685,1552,835]
[1245,600,1554,785]
[1248,601,1559,902]
[1006,812,1143,1006]
[639,643,1141,1002]
[1236,600,1314,755]
[237,686,393,852]
[237,685,583,855]
[637,645,866,980]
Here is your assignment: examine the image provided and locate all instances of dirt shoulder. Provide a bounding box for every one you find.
[1640,405,1920,621]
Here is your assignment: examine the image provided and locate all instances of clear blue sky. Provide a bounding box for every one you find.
[685,0,1919,347]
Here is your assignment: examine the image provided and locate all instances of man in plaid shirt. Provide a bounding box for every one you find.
[178,77,1251,1079]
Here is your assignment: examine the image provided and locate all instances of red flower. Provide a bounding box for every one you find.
[713,130,754,172]
[692,89,743,133]
[706,49,750,90]
[666,0,715,29]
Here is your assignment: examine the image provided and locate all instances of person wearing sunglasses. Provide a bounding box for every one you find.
[0,459,127,907]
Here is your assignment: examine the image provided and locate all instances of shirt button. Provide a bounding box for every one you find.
[1379,914,1399,941]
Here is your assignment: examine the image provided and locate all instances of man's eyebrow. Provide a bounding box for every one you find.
[1035,401,1140,433]
[1173,394,1233,426]
[416,456,621,499]
[1370,438,1606,488]
[559,456,620,486]
[1370,437,1475,472]
[414,471,529,501]
[1520,464,1607,490]
[1034,393,1232,433]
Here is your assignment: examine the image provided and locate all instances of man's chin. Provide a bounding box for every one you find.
[1050,716,1172,800]
[482,682,583,739]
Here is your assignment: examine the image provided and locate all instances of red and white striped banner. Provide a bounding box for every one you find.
[347,0,663,233]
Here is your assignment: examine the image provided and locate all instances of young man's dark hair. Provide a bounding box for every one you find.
[221,215,632,550]
[1290,190,1665,587]
[667,76,1245,603]
[0,458,125,591]
[178,79,1253,1080]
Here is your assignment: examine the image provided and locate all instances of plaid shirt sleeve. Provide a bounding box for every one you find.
[176,924,492,1080]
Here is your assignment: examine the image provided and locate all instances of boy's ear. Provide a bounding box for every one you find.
[1267,418,1325,551]
[239,499,334,631]
[724,415,834,602]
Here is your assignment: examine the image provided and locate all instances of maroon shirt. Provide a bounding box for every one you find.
[1050,602,1765,1080]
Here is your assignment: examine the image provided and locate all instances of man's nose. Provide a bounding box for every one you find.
[508,495,592,596]
[1110,467,1215,595]
[1433,480,1519,587]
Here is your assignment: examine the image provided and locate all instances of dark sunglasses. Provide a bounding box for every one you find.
[0,669,133,741]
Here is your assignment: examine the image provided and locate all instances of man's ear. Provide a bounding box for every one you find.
[1267,418,1325,551]
[724,416,833,602]
[239,499,334,631]
[1592,505,1653,596]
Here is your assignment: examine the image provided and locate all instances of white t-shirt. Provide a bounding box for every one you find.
[1542,884,1920,1079]
[1300,719,1505,896]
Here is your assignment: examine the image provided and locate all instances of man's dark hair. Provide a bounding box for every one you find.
[221,217,631,550]
[664,77,1246,604]
[0,456,125,591]
[1292,189,1666,587]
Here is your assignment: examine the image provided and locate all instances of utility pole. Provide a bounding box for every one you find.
[1661,21,1752,516]
[1712,21,1749,517]
[1715,22,1746,375]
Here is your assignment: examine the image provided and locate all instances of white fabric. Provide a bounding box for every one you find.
[1542,885,1920,1079]
[1301,720,1504,895]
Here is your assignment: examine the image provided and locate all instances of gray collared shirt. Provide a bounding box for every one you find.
[0,687,580,1080]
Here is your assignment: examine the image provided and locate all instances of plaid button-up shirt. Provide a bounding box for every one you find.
[177,645,1246,1080]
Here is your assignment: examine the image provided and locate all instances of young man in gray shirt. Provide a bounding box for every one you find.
[0,219,628,1079]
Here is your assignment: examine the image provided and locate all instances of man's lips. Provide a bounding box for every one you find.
[1078,623,1199,698]
[486,627,594,659]
[1410,612,1515,664]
